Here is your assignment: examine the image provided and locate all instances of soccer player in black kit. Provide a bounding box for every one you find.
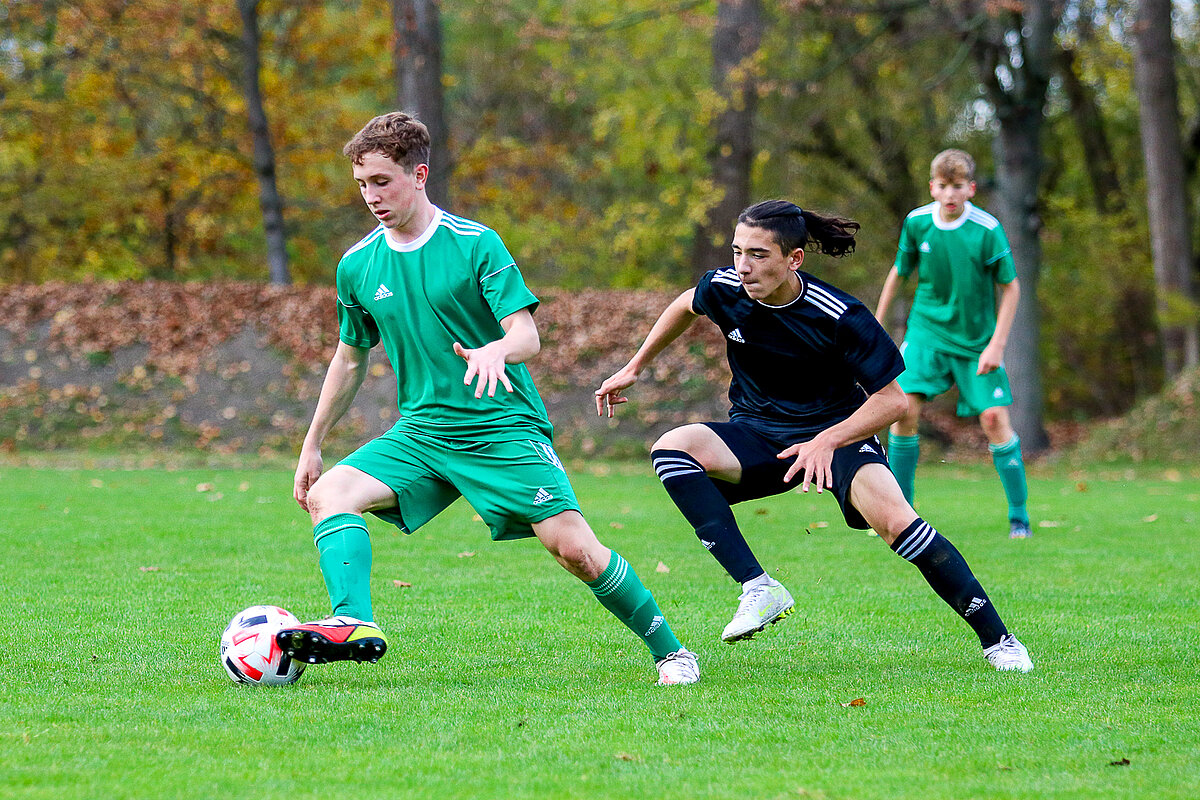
[595,200,1033,672]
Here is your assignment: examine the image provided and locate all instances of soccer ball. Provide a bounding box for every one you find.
[219,605,305,686]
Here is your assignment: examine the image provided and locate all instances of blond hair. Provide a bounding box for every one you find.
[930,149,975,182]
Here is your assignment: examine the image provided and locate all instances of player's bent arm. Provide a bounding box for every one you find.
[874,266,905,328]
[817,380,910,450]
[301,341,371,454]
[778,381,910,489]
[595,289,699,416]
[452,307,539,399]
[979,278,1019,374]
[497,307,540,364]
[990,278,1019,351]
[295,341,370,508]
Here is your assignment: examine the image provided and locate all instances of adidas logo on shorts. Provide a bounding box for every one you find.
[859,443,876,454]
[532,488,553,505]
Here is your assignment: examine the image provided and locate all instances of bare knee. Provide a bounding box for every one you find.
[534,512,609,581]
[979,407,1013,443]
[891,394,921,436]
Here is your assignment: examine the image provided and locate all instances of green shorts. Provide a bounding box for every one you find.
[339,424,580,541]
[897,338,1012,417]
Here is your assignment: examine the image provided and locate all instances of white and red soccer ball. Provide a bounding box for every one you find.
[220,605,305,686]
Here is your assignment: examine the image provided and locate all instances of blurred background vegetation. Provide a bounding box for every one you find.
[2,0,1199,431]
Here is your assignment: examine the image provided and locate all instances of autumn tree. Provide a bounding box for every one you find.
[690,0,763,278]
[1132,0,1199,377]
[939,0,1063,452]
[238,0,290,285]
[392,0,450,207]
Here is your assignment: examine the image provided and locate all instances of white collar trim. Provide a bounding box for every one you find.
[383,207,443,252]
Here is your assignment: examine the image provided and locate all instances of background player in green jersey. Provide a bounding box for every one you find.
[277,112,699,685]
[874,149,1031,539]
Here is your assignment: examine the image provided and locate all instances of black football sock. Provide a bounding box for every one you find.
[890,517,1008,648]
[651,448,763,584]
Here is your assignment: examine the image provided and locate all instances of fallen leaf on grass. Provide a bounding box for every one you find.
[1038,520,1064,528]
[138,566,161,572]
[1142,514,1158,523]
[755,508,769,516]
[614,752,640,762]
[1108,757,1130,767]
[840,698,866,707]
[196,483,214,492]
[457,551,476,558]
[609,522,624,529]
[1076,482,1088,492]
[392,580,412,588]
[89,479,104,488]
[810,521,829,528]
[656,561,670,573]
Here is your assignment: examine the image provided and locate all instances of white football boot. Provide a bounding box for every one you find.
[983,633,1034,672]
[721,581,795,643]
[655,648,700,685]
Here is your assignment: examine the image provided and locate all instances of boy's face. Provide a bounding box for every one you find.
[731,223,804,306]
[352,151,428,230]
[929,175,976,221]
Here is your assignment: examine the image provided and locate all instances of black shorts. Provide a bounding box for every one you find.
[703,421,890,530]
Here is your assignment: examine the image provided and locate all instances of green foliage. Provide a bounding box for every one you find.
[2,0,1196,420]
[2,462,1199,798]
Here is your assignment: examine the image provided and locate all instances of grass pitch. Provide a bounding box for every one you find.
[2,460,1198,799]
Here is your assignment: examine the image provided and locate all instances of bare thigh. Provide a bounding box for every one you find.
[847,463,919,546]
[653,423,743,483]
[306,464,398,525]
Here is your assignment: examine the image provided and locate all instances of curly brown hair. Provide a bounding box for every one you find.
[343,112,431,171]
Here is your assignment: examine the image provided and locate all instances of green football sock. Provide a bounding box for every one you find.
[313,513,374,622]
[587,551,683,661]
[989,435,1029,524]
[888,432,920,504]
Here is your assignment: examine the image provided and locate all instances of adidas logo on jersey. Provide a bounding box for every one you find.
[919,241,932,253]
[727,328,745,343]
[374,283,393,301]
[964,596,988,616]
[645,615,664,637]
[532,488,553,505]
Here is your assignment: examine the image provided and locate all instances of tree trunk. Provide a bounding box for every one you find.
[969,1,1060,453]
[1056,46,1123,213]
[1132,0,1199,377]
[237,0,290,285]
[690,0,762,279]
[392,0,450,209]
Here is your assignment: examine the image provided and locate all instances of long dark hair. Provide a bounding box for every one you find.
[737,200,860,258]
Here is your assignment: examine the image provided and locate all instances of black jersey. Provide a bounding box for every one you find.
[691,267,905,441]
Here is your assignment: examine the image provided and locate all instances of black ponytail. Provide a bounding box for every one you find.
[738,200,860,258]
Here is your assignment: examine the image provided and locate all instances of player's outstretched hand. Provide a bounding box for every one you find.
[454,341,514,399]
[777,433,836,494]
[294,449,323,512]
[595,364,639,418]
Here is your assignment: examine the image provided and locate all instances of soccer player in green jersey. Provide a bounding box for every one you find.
[277,112,698,685]
[874,149,1031,539]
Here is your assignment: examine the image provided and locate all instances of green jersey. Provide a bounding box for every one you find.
[894,201,1017,358]
[335,209,552,442]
